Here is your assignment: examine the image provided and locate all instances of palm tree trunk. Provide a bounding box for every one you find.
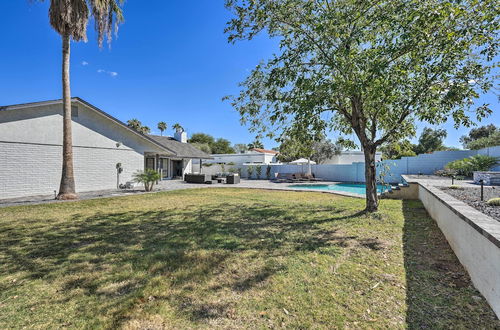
[57,34,77,200]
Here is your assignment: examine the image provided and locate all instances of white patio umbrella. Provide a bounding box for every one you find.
[290,158,316,174]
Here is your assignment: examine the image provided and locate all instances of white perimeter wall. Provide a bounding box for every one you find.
[230,147,500,183]
[208,153,273,164]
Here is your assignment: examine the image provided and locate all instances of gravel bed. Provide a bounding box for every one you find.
[441,186,500,221]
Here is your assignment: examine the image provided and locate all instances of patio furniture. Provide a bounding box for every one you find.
[185,173,213,184]
[297,173,323,182]
[272,173,295,183]
[226,174,240,184]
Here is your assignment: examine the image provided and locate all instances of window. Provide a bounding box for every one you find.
[71,105,78,118]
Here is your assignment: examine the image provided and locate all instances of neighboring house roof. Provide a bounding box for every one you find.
[250,148,279,155]
[148,135,213,159]
[0,97,211,159]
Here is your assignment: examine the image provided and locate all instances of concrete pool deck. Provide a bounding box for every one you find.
[0,179,364,208]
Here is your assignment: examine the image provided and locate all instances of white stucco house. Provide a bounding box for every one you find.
[0,97,211,199]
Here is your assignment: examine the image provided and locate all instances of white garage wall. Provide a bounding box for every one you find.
[0,101,168,199]
[0,141,146,199]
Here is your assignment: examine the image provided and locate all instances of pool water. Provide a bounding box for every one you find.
[288,183,390,195]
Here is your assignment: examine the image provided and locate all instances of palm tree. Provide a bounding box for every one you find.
[141,126,151,135]
[127,118,142,131]
[38,0,124,200]
[172,123,184,132]
[157,121,167,136]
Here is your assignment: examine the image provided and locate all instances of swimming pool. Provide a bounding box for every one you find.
[288,183,390,195]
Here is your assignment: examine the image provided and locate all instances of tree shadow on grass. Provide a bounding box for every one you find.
[0,201,370,327]
[402,200,499,328]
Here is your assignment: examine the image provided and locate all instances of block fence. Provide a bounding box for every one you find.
[200,146,500,183]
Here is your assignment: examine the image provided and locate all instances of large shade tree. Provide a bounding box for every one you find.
[225,0,499,211]
[38,0,124,200]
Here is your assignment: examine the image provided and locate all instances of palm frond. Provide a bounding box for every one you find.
[37,0,124,46]
[89,0,124,46]
[49,0,89,41]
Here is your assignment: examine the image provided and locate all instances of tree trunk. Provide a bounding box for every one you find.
[363,145,378,212]
[56,34,78,200]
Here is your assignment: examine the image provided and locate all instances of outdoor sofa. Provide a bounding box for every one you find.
[273,173,322,183]
[185,173,213,184]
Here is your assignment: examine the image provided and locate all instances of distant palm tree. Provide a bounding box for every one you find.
[173,123,184,132]
[127,118,142,131]
[157,121,167,136]
[127,119,150,135]
[37,0,124,200]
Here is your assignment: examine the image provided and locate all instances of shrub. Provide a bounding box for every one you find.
[202,163,213,167]
[487,198,500,206]
[434,169,457,177]
[133,169,161,192]
[247,165,254,179]
[445,155,499,177]
[228,167,238,174]
[448,185,462,190]
[227,162,236,166]
[266,165,272,179]
[256,165,262,179]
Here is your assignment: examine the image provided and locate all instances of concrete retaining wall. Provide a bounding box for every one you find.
[415,182,500,317]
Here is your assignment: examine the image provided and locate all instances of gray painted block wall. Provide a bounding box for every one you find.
[232,146,500,183]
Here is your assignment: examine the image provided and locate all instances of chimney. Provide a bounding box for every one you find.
[174,130,187,143]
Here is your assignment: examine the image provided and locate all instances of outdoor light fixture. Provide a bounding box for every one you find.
[479,179,484,201]
[116,141,122,148]
[451,175,455,185]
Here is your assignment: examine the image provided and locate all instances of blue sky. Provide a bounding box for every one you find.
[0,1,498,149]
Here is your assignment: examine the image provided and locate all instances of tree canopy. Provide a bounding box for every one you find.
[189,133,216,146]
[247,140,264,149]
[225,0,499,211]
[233,143,249,153]
[413,128,448,154]
[460,124,500,149]
[379,140,416,160]
[277,135,342,163]
[188,133,236,154]
[212,138,236,154]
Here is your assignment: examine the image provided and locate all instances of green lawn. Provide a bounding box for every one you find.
[0,189,498,329]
